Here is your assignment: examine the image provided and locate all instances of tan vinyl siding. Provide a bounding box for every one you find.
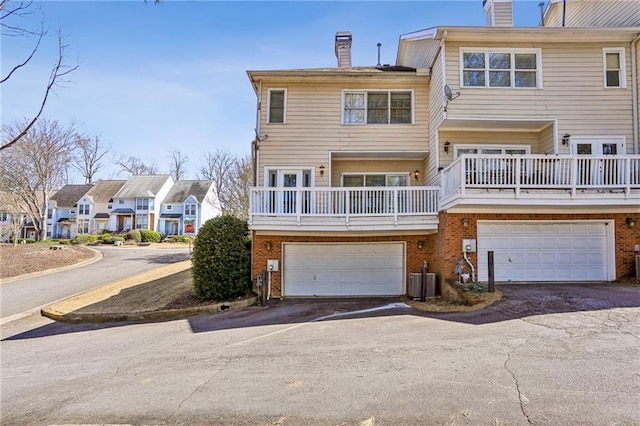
[427,50,445,186]
[445,41,634,154]
[545,0,640,28]
[257,80,429,186]
[539,122,556,154]
[493,2,514,27]
[331,160,425,186]
[438,130,542,165]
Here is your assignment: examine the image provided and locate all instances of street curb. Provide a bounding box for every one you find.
[41,296,258,323]
[0,247,103,285]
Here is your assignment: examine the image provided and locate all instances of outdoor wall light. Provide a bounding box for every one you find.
[319,165,325,177]
[462,218,469,227]
[626,217,636,228]
[444,141,451,153]
[562,133,571,145]
[413,170,420,181]
[265,241,273,251]
[417,240,425,250]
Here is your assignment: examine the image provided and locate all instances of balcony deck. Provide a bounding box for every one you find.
[440,154,640,209]
[249,187,440,232]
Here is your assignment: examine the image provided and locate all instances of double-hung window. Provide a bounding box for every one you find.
[343,90,413,124]
[184,204,196,216]
[461,48,541,88]
[603,48,626,88]
[136,198,149,211]
[267,88,286,123]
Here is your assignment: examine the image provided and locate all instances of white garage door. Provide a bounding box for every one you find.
[477,221,611,282]
[283,243,405,296]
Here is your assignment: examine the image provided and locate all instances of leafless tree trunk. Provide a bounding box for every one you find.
[224,155,252,220]
[0,119,78,240]
[112,154,159,176]
[0,1,78,151]
[198,149,234,207]
[0,191,26,245]
[73,135,109,184]
[169,149,189,181]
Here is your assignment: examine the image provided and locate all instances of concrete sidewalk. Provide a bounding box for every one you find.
[41,261,257,323]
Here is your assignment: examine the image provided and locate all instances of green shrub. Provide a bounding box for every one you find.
[97,233,112,240]
[166,234,193,243]
[18,238,36,244]
[36,239,58,245]
[73,234,98,245]
[140,229,162,243]
[102,236,125,245]
[192,215,250,301]
[58,239,71,245]
[125,229,142,242]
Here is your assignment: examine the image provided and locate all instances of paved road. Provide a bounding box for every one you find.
[1,284,638,425]
[0,246,191,321]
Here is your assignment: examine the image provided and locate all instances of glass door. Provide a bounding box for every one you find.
[280,171,301,214]
[573,139,623,186]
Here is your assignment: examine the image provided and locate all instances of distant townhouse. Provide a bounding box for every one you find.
[74,180,127,234]
[158,180,220,236]
[47,184,93,238]
[109,175,174,232]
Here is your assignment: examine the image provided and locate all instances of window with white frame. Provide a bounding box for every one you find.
[603,48,626,88]
[184,204,196,216]
[135,214,149,229]
[77,219,90,234]
[342,173,409,187]
[78,204,90,215]
[343,90,413,124]
[136,198,149,211]
[166,204,173,210]
[267,89,286,124]
[118,199,124,205]
[461,48,541,88]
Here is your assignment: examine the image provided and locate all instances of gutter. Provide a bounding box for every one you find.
[632,33,640,154]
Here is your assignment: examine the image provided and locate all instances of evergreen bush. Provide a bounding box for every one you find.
[139,229,162,243]
[72,234,98,244]
[192,215,250,301]
[125,229,142,242]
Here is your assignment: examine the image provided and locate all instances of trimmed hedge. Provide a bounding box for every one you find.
[192,215,250,301]
[166,235,193,244]
[125,229,142,242]
[97,233,112,240]
[101,236,125,245]
[140,229,162,243]
[73,234,98,245]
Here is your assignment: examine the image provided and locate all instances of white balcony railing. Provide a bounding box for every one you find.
[250,186,439,224]
[442,154,640,199]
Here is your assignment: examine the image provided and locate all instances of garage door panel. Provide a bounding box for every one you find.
[284,243,404,296]
[478,221,609,282]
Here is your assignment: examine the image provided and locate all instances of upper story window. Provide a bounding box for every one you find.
[343,90,413,125]
[454,144,531,157]
[185,204,196,216]
[603,48,626,88]
[267,88,286,124]
[342,173,409,187]
[78,204,89,215]
[136,198,149,211]
[47,209,53,219]
[166,204,173,210]
[118,199,124,205]
[460,48,542,89]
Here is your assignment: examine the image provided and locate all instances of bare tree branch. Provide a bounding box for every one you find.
[112,154,159,176]
[169,149,189,181]
[73,135,110,184]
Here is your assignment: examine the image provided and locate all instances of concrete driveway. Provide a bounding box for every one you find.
[1,283,639,425]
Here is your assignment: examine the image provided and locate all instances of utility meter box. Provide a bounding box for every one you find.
[267,259,279,272]
[462,239,477,253]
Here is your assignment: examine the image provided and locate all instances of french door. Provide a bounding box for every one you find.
[268,170,311,214]
[572,138,624,186]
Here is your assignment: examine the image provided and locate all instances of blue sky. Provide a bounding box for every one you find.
[2,1,542,180]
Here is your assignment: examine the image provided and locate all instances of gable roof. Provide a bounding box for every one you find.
[113,175,173,199]
[84,180,127,203]
[162,180,214,204]
[49,184,93,208]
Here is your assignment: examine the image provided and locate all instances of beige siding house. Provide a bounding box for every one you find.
[248,0,640,299]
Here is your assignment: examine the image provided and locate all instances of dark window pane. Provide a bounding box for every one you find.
[489,71,510,87]
[463,52,485,69]
[390,92,411,124]
[367,92,388,123]
[269,90,285,123]
[489,53,510,69]
[515,54,536,69]
[606,70,620,87]
[515,71,537,87]
[463,70,485,87]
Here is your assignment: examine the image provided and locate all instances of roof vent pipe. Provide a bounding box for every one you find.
[539,2,545,26]
[376,42,382,68]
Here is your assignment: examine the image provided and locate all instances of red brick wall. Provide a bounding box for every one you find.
[434,212,639,282]
[252,234,438,298]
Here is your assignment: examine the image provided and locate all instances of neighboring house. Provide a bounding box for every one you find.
[109,175,174,232]
[158,180,220,236]
[75,180,127,234]
[48,184,93,238]
[247,0,640,298]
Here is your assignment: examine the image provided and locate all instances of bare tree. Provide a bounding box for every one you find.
[113,154,159,176]
[169,149,189,181]
[224,154,252,220]
[0,190,26,245]
[73,135,109,184]
[198,149,235,205]
[0,1,78,151]
[0,118,78,240]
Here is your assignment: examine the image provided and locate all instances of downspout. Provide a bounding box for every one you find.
[250,77,262,296]
[632,34,639,154]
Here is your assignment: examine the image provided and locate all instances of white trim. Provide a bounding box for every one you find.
[263,167,315,188]
[453,144,531,157]
[459,47,543,89]
[267,88,287,124]
[602,47,627,89]
[341,89,415,125]
[570,136,626,155]
[399,27,437,41]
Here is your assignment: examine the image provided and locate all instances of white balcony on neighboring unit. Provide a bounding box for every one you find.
[440,154,640,209]
[249,186,440,232]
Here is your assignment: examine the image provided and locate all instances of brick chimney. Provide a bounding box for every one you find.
[335,31,352,68]
[483,0,514,27]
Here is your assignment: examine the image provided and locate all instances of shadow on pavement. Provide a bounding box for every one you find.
[4,283,639,341]
[123,253,191,264]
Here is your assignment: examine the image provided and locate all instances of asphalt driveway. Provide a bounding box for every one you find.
[2,283,639,425]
